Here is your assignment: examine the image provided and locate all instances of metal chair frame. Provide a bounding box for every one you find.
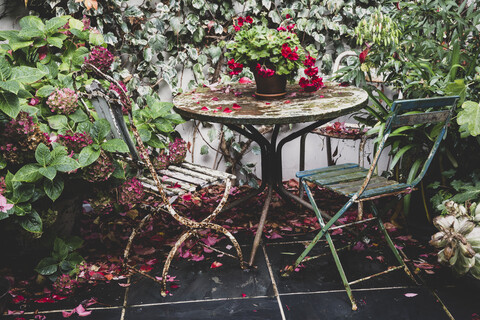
[283,96,459,310]
[80,65,247,296]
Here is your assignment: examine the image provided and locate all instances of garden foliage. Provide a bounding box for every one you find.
[23,0,388,185]
[0,14,182,239]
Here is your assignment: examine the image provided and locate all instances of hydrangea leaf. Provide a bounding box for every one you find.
[19,209,42,233]
[457,101,480,137]
[0,91,20,118]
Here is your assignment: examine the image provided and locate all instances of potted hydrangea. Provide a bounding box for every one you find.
[226,16,324,98]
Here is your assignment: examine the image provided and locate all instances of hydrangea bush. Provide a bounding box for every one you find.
[0,15,185,244]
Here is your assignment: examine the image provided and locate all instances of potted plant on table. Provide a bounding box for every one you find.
[225,16,324,98]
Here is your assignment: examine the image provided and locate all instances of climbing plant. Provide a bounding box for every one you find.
[24,0,388,182]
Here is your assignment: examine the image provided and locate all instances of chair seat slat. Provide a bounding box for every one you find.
[327,176,399,196]
[166,165,221,184]
[158,168,212,186]
[307,169,368,186]
[296,163,359,178]
[180,162,235,180]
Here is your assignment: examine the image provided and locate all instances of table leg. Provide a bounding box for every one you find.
[249,185,273,266]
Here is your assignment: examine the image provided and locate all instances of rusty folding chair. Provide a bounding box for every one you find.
[81,65,247,296]
[282,96,459,310]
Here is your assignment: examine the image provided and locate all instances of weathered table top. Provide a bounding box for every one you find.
[173,82,369,125]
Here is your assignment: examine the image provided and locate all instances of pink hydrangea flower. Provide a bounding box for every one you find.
[47,88,79,115]
[0,194,13,213]
[84,46,114,72]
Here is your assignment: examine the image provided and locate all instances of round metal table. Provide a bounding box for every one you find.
[174,82,368,265]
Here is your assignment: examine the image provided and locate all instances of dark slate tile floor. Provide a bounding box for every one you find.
[3,235,478,320]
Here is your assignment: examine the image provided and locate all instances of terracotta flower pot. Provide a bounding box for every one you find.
[252,71,287,99]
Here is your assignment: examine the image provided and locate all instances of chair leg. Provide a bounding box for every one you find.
[299,133,307,199]
[325,232,357,310]
[282,180,355,276]
[326,136,334,166]
[369,203,416,283]
[357,201,364,220]
[160,224,247,297]
[161,231,192,296]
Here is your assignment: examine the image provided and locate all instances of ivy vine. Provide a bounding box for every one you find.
[25,0,387,183]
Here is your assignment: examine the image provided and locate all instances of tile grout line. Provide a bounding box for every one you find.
[127,295,271,308]
[120,276,131,320]
[10,306,123,316]
[278,285,414,297]
[266,239,327,246]
[262,243,286,320]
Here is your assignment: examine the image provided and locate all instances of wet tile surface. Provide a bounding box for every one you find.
[3,236,471,320]
[126,246,273,305]
[7,280,127,314]
[280,287,450,320]
[265,241,411,294]
[125,297,281,320]
[3,307,122,320]
[436,283,480,319]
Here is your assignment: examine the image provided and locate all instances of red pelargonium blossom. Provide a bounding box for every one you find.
[286,14,291,19]
[287,24,296,32]
[299,76,324,92]
[277,26,287,32]
[255,63,275,78]
[303,55,316,67]
[234,16,253,31]
[305,67,318,77]
[227,59,244,75]
[359,48,369,64]
[281,44,299,61]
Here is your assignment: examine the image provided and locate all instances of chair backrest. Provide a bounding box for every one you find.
[359,96,459,196]
[85,80,139,161]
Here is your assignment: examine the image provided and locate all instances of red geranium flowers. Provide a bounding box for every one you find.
[256,63,275,78]
[234,16,253,32]
[227,59,244,75]
[281,44,299,61]
[299,55,324,92]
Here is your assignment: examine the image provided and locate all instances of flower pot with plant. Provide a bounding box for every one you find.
[226,16,324,99]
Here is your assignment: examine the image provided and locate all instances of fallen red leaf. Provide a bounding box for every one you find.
[52,294,67,301]
[140,265,153,272]
[238,77,253,84]
[210,261,223,268]
[34,297,55,303]
[12,295,25,304]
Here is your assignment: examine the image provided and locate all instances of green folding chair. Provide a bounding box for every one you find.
[282,96,459,310]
